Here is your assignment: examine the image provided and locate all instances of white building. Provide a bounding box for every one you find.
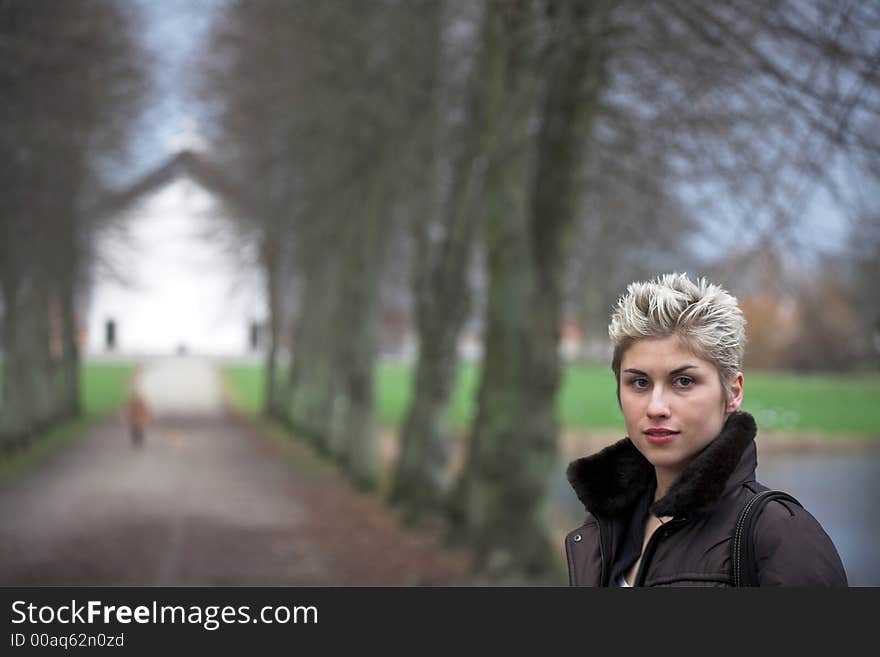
[84,174,266,359]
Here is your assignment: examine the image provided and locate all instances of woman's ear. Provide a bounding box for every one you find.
[726,372,744,413]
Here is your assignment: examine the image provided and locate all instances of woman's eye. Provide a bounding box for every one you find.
[674,376,694,387]
[630,378,649,389]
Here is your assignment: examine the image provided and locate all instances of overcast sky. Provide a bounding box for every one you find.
[124,0,224,181]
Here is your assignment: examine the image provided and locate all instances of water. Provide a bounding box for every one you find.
[553,452,880,586]
[757,453,880,587]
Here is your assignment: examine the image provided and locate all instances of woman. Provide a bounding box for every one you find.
[565,273,847,586]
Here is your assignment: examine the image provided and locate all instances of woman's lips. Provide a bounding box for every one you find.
[644,430,679,444]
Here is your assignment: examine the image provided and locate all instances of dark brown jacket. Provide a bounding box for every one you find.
[564,412,848,587]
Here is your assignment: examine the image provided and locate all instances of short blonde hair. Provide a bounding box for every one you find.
[609,272,746,400]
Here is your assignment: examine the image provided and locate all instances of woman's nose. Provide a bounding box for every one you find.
[646,387,671,418]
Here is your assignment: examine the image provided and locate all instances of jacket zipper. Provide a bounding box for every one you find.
[633,518,685,587]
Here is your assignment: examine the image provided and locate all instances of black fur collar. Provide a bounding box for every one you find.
[566,411,757,519]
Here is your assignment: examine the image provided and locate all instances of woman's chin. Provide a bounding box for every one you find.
[642,447,688,472]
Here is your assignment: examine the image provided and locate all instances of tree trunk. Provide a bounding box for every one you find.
[58,279,80,419]
[56,208,82,420]
[446,0,542,568]
[0,271,22,448]
[0,267,54,450]
[262,233,283,417]
[328,173,392,490]
[451,0,610,579]
[390,33,489,520]
[28,274,55,429]
[286,253,342,450]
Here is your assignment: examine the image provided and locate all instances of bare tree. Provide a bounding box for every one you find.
[0,0,149,448]
[200,0,446,489]
[448,0,612,578]
[389,0,487,521]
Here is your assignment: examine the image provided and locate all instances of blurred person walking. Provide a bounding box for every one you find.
[125,391,151,448]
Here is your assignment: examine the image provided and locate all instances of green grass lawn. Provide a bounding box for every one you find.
[80,363,136,415]
[223,362,880,437]
[741,370,880,435]
[224,365,265,417]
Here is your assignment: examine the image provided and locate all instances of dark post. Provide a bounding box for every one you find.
[105,319,116,351]
[249,321,259,351]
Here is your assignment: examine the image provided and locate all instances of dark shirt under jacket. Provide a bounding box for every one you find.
[609,479,656,586]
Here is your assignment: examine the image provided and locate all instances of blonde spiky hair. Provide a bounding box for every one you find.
[609,272,747,400]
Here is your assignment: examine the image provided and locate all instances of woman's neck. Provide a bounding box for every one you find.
[653,467,681,503]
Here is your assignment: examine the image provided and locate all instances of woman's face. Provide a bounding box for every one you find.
[619,335,743,482]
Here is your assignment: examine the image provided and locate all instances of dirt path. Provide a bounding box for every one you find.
[0,358,472,586]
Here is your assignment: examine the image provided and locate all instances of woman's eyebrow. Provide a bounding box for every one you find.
[623,365,699,376]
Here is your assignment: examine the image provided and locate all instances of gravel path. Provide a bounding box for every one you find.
[0,358,472,585]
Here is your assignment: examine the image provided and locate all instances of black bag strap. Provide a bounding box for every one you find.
[731,489,802,587]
